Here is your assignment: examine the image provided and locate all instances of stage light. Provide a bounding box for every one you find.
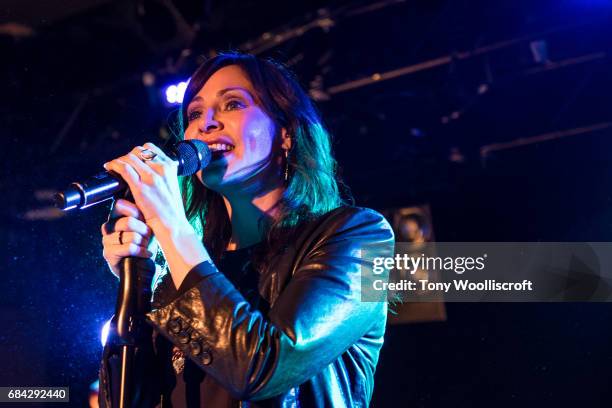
[165,80,189,104]
[101,319,111,347]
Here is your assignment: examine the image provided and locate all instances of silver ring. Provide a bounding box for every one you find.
[118,231,124,245]
[139,149,157,161]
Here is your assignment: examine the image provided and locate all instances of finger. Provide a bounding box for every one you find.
[104,243,154,260]
[102,231,149,247]
[122,151,155,178]
[112,198,144,220]
[113,216,152,237]
[123,152,158,181]
[101,220,115,236]
[128,146,177,181]
[142,142,172,164]
[101,218,122,236]
[104,198,142,232]
[129,145,158,163]
[103,159,141,192]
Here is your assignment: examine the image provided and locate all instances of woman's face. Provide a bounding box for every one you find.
[184,65,285,191]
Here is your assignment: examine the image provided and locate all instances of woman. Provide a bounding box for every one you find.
[99,52,394,407]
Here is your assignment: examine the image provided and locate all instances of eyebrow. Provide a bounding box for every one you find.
[187,87,254,107]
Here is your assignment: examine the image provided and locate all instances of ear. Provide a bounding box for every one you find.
[280,128,292,151]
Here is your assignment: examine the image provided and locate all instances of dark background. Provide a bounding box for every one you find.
[1,0,612,406]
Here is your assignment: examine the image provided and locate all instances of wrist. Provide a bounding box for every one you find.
[149,216,193,240]
[151,218,211,289]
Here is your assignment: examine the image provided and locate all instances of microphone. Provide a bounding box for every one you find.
[54,140,211,211]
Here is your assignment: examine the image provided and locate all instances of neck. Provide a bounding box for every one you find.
[222,184,285,250]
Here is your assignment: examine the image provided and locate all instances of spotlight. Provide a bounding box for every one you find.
[164,80,189,104]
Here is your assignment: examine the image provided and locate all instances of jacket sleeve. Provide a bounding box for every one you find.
[146,207,394,400]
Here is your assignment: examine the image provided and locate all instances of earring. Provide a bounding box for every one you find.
[284,149,289,182]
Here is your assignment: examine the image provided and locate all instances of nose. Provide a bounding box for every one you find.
[199,108,222,133]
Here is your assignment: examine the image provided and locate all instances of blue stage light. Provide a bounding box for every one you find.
[165,80,189,104]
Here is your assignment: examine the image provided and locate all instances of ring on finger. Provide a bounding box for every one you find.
[138,148,157,161]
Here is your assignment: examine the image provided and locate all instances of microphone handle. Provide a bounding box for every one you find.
[55,171,127,210]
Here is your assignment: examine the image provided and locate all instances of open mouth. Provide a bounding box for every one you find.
[208,143,235,160]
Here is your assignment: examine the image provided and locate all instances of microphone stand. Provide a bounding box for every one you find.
[114,257,154,408]
[108,196,155,408]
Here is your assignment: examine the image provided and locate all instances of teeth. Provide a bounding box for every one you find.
[208,143,235,152]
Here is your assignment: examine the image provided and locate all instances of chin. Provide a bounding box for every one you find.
[200,172,225,191]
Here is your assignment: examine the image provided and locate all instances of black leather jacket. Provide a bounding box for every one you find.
[99,206,394,407]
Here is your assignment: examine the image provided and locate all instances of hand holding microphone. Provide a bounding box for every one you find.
[56,140,211,277]
[54,139,210,211]
[102,142,194,235]
[101,199,155,278]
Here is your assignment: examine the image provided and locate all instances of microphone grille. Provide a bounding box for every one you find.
[175,140,211,176]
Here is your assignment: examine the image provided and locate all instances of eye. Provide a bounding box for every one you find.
[224,99,246,111]
[187,110,202,122]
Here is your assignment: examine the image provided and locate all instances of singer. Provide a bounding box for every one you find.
[98,52,394,407]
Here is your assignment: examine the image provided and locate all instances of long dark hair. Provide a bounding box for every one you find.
[177,52,347,261]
